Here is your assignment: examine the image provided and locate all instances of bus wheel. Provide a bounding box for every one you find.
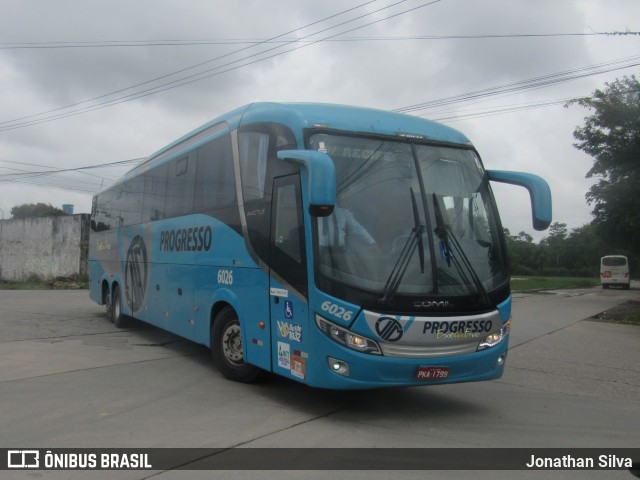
[211,307,261,383]
[104,287,114,323]
[111,286,128,328]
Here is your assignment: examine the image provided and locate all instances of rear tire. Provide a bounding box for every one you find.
[104,286,114,323]
[111,286,129,328]
[211,306,261,383]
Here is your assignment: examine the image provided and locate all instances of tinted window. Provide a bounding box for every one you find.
[271,175,307,297]
[122,176,144,225]
[237,123,298,263]
[195,134,235,211]
[142,163,169,222]
[165,155,195,218]
[602,256,628,267]
[238,123,298,202]
[274,184,302,263]
[92,191,114,232]
[238,132,268,201]
[109,185,126,228]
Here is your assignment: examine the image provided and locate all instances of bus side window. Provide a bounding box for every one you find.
[271,175,307,297]
[274,184,302,263]
[195,133,235,211]
[123,176,143,226]
[166,155,196,218]
[142,163,169,222]
[238,123,298,264]
[93,191,112,232]
[238,132,269,201]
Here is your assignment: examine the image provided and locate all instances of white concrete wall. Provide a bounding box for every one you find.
[0,215,89,282]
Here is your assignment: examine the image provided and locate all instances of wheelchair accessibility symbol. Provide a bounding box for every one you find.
[284,300,294,319]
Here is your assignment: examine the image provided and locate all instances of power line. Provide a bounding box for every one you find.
[0,0,444,132]
[0,157,144,196]
[0,163,141,195]
[0,158,144,178]
[0,158,135,182]
[394,55,640,114]
[0,176,99,194]
[429,98,571,122]
[1,31,638,49]
[0,0,381,129]
[0,165,106,185]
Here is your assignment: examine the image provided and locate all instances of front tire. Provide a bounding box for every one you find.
[211,307,261,383]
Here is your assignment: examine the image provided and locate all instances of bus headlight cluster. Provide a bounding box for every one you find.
[315,315,382,355]
[477,319,511,351]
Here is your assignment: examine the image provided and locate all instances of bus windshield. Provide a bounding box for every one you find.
[309,133,508,304]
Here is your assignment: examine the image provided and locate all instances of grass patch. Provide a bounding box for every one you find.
[593,301,640,326]
[0,281,50,290]
[0,276,88,290]
[511,276,600,292]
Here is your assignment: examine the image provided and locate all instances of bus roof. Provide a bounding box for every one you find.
[122,102,473,183]
[239,102,471,144]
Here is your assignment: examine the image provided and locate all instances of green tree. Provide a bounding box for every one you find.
[504,228,541,275]
[562,223,606,276]
[10,203,67,219]
[540,222,568,271]
[569,75,640,256]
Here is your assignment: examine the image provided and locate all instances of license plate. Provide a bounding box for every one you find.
[416,366,450,380]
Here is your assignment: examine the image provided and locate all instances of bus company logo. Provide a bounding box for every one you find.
[159,225,212,253]
[375,317,403,342]
[125,235,148,313]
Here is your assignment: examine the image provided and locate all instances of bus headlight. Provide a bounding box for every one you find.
[477,319,511,351]
[315,315,382,355]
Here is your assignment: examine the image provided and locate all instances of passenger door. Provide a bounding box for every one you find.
[269,174,310,382]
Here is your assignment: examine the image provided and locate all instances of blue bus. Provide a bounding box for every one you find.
[89,102,551,389]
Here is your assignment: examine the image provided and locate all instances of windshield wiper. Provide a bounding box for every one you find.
[378,188,425,305]
[432,193,452,268]
[432,193,491,306]
[411,188,425,274]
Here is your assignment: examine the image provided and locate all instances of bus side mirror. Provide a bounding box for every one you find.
[277,150,336,217]
[487,170,552,231]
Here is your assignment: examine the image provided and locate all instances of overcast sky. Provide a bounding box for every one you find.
[0,0,638,240]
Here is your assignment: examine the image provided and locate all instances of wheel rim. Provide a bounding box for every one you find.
[222,323,244,365]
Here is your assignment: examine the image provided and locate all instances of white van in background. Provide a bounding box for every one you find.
[600,255,630,289]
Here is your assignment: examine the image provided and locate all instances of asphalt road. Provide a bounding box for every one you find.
[0,284,639,480]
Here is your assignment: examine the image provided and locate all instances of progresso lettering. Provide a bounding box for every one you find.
[422,320,492,335]
[160,225,212,252]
